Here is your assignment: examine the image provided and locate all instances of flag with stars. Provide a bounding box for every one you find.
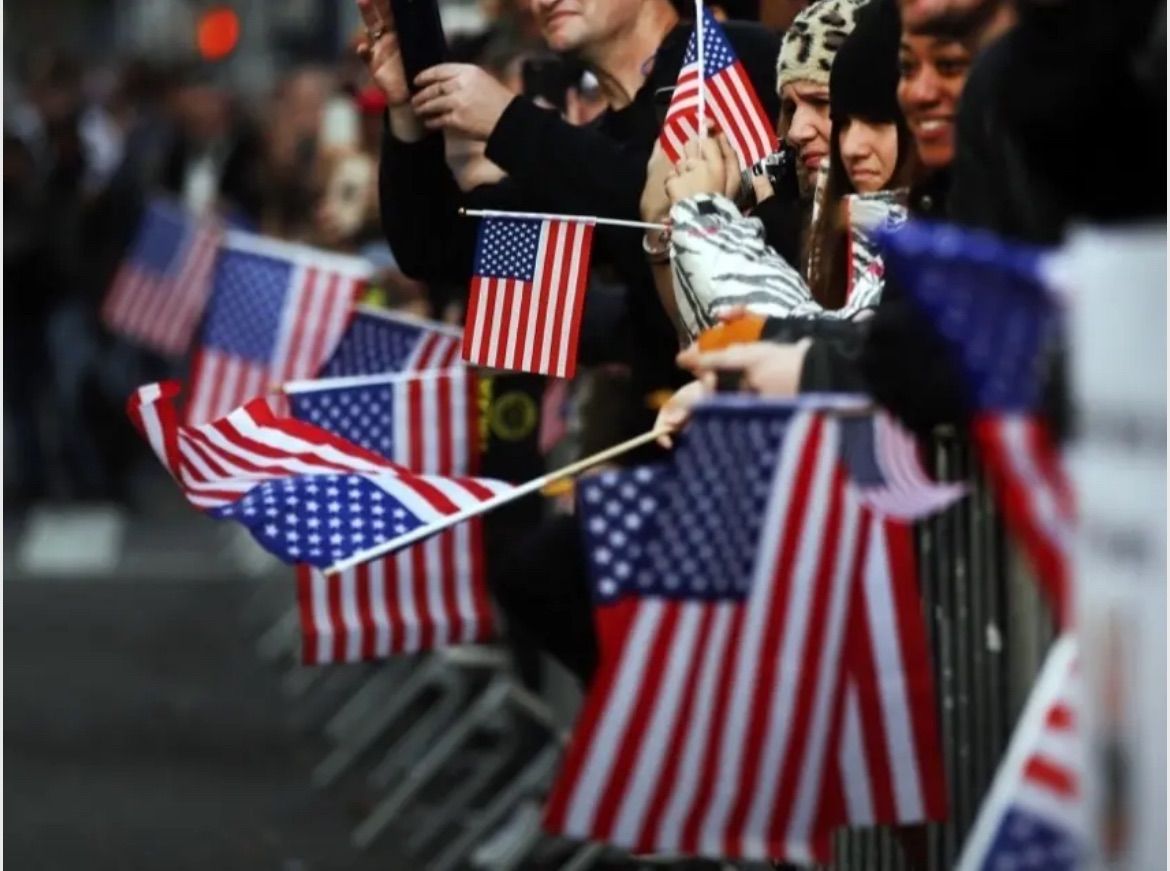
[185,232,369,425]
[101,198,223,356]
[287,367,491,662]
[320,305,464,377]
[126,380,511,571]
[956,636,1085,871]
[544,398,863,864]
[880,220,1074,625]
[465,216,594,378]
[660,8,776,169]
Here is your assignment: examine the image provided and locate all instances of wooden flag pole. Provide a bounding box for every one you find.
[695,0,705,139]
[324,426,670,577]
[459,208,667,232]
[280,367,468,396]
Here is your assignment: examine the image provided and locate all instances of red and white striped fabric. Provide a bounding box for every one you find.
[973,414,1075,625]
[544,413,862,864]
[465,216,594,378]
[833,514,948,829]
[859,412,969,519]
[185,233,367,425]
[956,636,1082,870]
[291,367,496,662]
[296,519,492,662]
[102,200,223,356]
[127,379,510,517]
[659,9,775,170]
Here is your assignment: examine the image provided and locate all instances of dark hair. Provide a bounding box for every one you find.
[806,114,918,309]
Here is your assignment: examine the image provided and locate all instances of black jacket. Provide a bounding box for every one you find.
[378,21,781,396]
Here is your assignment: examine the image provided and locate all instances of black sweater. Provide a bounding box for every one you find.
[378,21,781,395]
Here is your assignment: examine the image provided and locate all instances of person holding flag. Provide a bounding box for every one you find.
[354,0,782,687]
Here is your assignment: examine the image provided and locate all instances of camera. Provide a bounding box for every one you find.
[737,142,798,210]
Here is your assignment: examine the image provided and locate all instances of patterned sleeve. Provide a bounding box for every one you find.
[668,193,818,342]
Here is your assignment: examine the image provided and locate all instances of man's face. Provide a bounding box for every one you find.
[531,0,641,55]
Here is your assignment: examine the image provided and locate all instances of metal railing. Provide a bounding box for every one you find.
[829,431,1056,870]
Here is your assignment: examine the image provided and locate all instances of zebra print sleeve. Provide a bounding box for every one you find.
[668,194,818,342]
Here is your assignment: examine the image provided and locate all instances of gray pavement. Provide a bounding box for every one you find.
[4,501,406,870]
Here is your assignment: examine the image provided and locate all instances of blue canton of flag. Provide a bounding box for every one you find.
[878,221,1059,411]
[211,473,428,568]
[982,807,1081,871]
[133,205,188,272]
[203,248,292,362]
[474,218,543,281]
[321,308,463,377]
[289,387,396,459]
[684,7,738,77]
[579,398,796,603]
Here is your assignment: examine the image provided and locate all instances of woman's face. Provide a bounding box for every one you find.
[837,118,899,193]
[779,81,832,189]
[896,34,973,169]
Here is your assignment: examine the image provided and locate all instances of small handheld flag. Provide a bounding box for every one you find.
[660,8,776,169]
[464,215,594,378]
[101,199,223,356]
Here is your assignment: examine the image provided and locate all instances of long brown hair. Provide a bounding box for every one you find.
[806,117,919,309]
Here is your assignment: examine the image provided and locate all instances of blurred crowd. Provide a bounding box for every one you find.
[2,0,580,509]
[3,0,1165,865]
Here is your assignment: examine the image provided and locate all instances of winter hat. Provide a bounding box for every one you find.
[829,0,902,123]
[776,0,868,94]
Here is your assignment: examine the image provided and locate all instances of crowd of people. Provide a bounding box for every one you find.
[4,0,1164,862]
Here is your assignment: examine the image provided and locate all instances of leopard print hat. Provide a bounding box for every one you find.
[776,0,868,94]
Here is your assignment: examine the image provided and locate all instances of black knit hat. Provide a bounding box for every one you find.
[829,0,902,123]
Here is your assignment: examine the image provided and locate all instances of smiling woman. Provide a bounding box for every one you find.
[896,33,973,168]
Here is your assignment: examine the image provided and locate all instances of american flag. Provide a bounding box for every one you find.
[829,410,955,830]
[956,636,1084,871]
[126,380,511,570]
[879,221,1074,624]
[833,514,948,829]
[185,232,368,425]
[101,199,223,356]
[320,305,463,377]
[287,368,492,662]
[660,8,776,169]
[544,399,863,863]
[464,216,594,378]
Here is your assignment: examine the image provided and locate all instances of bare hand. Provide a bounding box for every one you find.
[411,64,515,140]
[664,131,739,205]
[355,0,410,107]
[654,379,710,448]
[675,340,812,397]
[640,140,676,224]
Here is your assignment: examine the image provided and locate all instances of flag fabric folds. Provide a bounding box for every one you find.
[464,216,594,378]
[287,366,492,661]
[660,8,775,169]
[101,199,223,356]
[319,306,463,377]
[186,233,368,425]
[956,636,1084,871]
[127,380,511,570]
[543,398,952,863]
[879,220,1074,624]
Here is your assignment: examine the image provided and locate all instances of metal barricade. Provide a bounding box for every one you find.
[829,430,1057,870]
